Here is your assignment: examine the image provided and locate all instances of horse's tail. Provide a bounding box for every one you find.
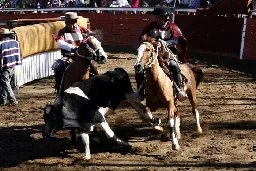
[188,64,204,88]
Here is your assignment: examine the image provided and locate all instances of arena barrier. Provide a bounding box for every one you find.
[0,9,254,86]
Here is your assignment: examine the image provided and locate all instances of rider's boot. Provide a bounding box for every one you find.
[169,59,188,102]
[175,72,188,102]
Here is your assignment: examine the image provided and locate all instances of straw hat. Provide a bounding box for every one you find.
[60,12,83,20]
[0,28,14,34]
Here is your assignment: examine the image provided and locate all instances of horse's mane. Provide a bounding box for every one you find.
[142,36,156,43]
[87,29,103,41]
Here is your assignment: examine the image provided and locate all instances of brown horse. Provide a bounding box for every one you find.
[134,40,203,150]
[61,35,108,93]
[53,34,108,144]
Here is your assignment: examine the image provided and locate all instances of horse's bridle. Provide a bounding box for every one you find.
[144,42,159,69]
[75,36,99,60]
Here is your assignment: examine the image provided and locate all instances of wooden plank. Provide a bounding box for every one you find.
[91,23,113,30]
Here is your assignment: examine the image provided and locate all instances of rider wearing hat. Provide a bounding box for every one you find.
[133,6,188,102]
[54,12,98,93]
[141,6,187,63]
[57,12,91,55]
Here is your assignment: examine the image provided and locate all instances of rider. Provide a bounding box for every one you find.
[133,6,188,102]
[54,12,98,93]
[57,12,91,57]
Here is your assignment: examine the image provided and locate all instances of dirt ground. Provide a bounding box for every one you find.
[0,50,255,171]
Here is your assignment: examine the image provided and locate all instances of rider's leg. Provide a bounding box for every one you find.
[169,59,187,101]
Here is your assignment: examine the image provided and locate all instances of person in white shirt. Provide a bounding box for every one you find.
[117,0,131,7]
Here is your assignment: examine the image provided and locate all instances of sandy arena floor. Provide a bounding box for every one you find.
[0,51,255,171]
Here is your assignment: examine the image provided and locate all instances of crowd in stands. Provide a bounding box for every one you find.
[2,0,222,9]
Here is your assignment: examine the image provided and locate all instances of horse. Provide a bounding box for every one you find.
[43,68,145,160]
[52,31,108,143]
[134,39,203,150]
[53,31,108,95]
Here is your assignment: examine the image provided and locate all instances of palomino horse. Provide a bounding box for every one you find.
[60,35,108,93]
[134,40,203,150]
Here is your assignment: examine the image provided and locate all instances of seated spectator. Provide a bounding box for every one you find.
[130,0,140,14]
[117,0,131,7]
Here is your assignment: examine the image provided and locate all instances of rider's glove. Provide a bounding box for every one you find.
[71,47,78,53]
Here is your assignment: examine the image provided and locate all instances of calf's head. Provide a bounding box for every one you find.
[42,103,63,138]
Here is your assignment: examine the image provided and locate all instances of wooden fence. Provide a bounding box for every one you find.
[243,18,256,60]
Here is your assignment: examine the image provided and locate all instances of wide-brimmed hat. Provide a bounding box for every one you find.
[0,28,14,34]
[60,12,83,20]
[149,6,175,16]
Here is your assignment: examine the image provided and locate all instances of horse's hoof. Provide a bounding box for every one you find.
[154,125,164,132]
[197,128,203,134]
[83,155,91,160]
[172,144,180,150]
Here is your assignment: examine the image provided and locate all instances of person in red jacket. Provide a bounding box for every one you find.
[141,6,187,63]
[133,6,188,102]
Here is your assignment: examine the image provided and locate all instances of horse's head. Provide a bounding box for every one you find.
[141,35,175,57]
[141,35,156,44]
[42,103,63,138]
[134,42,158,74]
[76,33,108,64]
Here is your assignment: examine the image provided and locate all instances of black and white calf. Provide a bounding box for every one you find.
[43,68,138,160]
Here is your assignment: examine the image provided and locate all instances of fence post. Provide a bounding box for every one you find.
[239,18,247,60]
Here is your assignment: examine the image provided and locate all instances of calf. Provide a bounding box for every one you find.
[43,68,134,160]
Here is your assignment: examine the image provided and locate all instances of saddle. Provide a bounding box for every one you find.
[160,61,187,95]
[157,53,187,99]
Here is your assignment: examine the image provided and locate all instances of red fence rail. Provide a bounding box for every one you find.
[243,18,256,60]
[0,12,255,60]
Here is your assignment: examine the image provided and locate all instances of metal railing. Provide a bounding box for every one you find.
[0,7,197,13]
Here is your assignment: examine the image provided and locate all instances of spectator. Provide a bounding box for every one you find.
[0,28,22,106]
[200,0,208,8]
[193,0,200,8]
[130,0,140,7]
[130,0,140,14]
[117,0,131,7]
[76,0,85,6]
[11,0,19,8]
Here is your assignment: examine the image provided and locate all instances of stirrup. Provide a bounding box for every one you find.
[178,91,188,102]
[129,91,143,102]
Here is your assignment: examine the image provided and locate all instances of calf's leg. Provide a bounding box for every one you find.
[80,133,91,160]
[100,122,130,147]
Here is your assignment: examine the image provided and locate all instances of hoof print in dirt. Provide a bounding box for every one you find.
[191,133,202,138]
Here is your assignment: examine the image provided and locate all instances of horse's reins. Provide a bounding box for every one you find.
[144,43,159,68]
[158,39,179,64]
[75,36,97,60]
